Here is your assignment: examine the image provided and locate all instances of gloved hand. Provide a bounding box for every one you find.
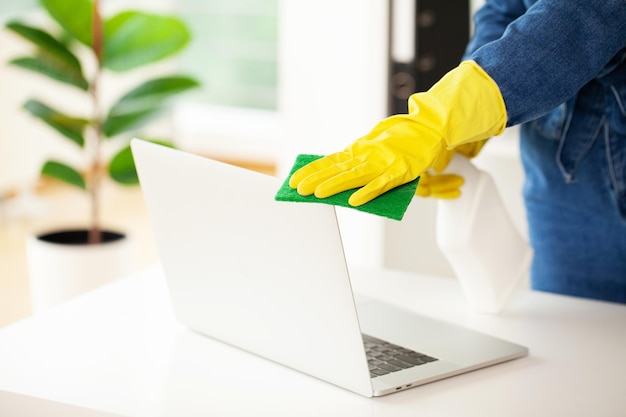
[289,60,506,207]
[415,140,488,199]
[415,172,465,199]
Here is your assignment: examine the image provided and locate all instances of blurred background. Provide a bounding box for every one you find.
[0,0,526,326]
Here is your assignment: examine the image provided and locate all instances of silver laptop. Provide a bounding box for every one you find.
[131,139,528,397]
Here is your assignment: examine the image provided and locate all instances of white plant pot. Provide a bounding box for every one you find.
[26,229,135,313]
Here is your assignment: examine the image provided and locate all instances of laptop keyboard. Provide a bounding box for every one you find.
[363,334,438,378]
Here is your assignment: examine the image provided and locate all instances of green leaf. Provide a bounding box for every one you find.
[5,22,89,90]
[37,3,192,71]
[40,0,93,46]
[103,11,191,72]
[109,140,175,185]
[24,99,88,147]
[111,76,200,107]
[41,160,86,189]
[102,76,199,137]
[10,56,89,90]
[6,21,81,68]
[102,107,160,139]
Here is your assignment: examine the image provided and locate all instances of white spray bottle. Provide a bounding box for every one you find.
[436,154,533,314]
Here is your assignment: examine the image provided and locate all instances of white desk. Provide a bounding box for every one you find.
[0,264,624,417]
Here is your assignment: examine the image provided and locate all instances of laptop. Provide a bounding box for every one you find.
[131,139,528,397]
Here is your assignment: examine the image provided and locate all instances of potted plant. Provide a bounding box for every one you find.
[5,0,199,310]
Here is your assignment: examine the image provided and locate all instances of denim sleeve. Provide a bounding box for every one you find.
[467,0,626,126]
[463,0,527,58]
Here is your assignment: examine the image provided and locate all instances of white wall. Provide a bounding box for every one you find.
[277,0,392,268]
[0,9,54,195]
[277,0,390,168]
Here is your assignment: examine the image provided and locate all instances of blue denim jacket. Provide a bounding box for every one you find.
[464,0,626,216]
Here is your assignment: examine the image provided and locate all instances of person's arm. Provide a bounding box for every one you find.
[464,0,527,59]
[413,0,527,200]
[469,0,626,126]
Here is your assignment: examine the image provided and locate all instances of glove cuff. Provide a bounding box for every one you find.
[408,60,507,148]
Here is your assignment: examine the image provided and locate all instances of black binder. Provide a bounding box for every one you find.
[388,0,470,115]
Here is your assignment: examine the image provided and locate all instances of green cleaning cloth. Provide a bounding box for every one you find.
[274,154,419,221]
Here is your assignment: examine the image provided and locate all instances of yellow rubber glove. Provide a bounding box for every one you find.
[415,140,488,199]
[289,61,506,207]
[415,172,465,199]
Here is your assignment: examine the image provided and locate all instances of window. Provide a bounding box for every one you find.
[173,0,281,163]
[179,0,278,110]
[0,1,38,22]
